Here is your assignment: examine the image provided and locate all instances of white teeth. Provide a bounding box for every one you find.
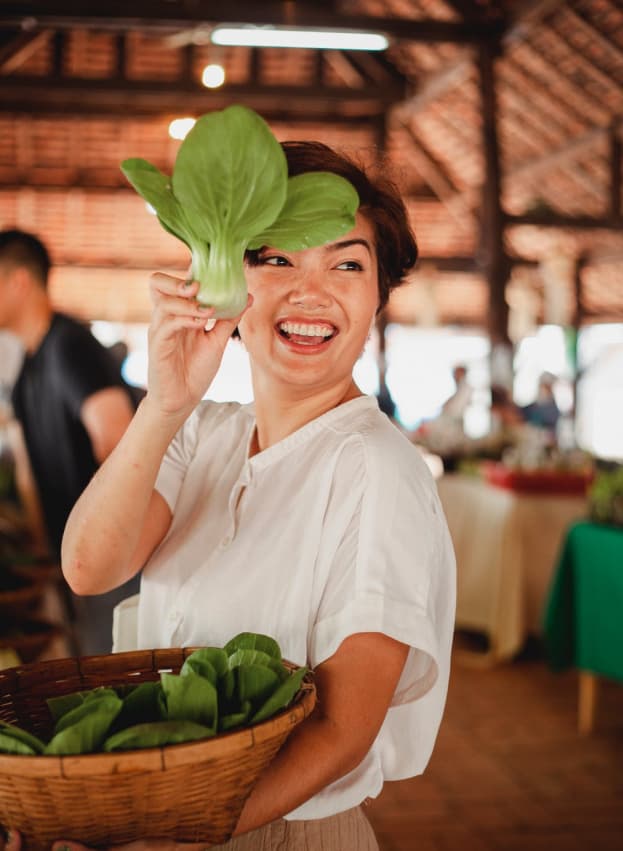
[279,321,334,338]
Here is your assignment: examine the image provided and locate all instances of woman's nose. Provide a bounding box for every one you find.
[287,273,331,310]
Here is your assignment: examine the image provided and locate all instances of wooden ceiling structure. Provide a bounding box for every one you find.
[0,0,622,342]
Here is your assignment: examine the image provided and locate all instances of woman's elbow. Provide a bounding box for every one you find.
[61,555,94,596]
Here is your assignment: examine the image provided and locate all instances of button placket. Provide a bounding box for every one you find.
[223,465,252,547]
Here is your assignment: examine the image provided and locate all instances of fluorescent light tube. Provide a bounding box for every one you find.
[211,26,389,51]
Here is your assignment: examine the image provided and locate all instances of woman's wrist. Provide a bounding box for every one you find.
[136,393,194,442]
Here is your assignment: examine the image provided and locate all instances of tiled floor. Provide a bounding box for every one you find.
[366,644,623,851]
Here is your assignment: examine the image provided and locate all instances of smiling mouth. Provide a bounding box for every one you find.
[277,321,337,345]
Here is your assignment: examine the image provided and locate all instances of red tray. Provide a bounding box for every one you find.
[483,462,592,495]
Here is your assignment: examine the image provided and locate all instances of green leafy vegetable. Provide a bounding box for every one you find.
[225,632,282,660]
[104,720,214,752]
[161,671,218,733]
[112,681,167,731]
[46,686,118,722]
[45,695,123,755]
[121,104,359,318]
[227,648,288,681]
[251,666,309,724]
[180,647,228,684]
[5,632,309,756]
[0,721,45,755]
[219,700,252,732]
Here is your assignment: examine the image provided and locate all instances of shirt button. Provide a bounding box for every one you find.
[222,535,232,547]
[168,610,180,622]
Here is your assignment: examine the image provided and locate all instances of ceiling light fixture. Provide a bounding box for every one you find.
[210,25,389,51]
[202,63,226,88]
[168,117,196,140]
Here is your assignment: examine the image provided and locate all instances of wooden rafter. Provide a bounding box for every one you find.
[0,28,49,72]
[506,212,623,230]
[0,74,404,118]
[0,2,505,43]
[563,5,623,67]
[507,126,612,181]
[394,119,476,234]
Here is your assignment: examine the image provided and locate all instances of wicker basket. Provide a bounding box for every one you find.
[0,648,316,849]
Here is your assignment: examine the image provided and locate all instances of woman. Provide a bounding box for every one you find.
[2,142,456,851]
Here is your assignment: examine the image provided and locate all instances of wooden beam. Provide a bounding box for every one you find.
[51,30,64,76]
[395,0,568,121]
[340,49,406,86]
[505,212,623,231]
[506,126,607,183]
[563,5,623,67]
[477,41,511,348]
[546,24,621,93]
[394,119,476,234]
[0,28,49,72]
[0,75,402,117]
[0,3,505,44]
[325,51,366,88]
[393,57,474,120]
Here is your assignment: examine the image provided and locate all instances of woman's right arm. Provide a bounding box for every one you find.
[61,273,251,595]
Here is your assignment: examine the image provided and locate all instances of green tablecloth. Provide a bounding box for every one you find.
[544,520,623,680]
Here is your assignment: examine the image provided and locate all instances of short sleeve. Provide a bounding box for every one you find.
[307,432,456,785]
[310,433,454,707]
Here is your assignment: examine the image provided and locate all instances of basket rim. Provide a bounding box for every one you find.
[0,647,316,777]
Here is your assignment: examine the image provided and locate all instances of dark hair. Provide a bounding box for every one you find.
[246,141,418,311]
[0,229,51,287]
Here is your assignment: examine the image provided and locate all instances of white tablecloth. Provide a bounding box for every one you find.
[437,474,587,662]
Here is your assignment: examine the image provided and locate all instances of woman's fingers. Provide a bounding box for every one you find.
[206,293,254,346]
[149,271,196,300]
[149,274,215,322]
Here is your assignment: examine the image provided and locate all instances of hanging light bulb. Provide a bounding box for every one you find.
[202,63,226,88]
[168,117,196,140]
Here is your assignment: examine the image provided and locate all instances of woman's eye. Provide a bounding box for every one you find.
[261,255,290,266]
[336,260,363,271]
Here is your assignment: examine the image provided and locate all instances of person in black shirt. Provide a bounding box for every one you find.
[0,228,140,655]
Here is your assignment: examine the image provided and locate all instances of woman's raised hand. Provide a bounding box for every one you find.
[146,274,251,421]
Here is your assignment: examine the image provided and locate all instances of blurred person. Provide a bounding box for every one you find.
[521,372,561,435]
[0,228,140,655]
[490,384,524,432]
[441,364,472,426]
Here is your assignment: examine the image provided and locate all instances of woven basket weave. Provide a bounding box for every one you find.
[0,648,316,849]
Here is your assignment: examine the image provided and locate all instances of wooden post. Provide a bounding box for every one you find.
[609,121,621,218]
[476,40,512,383]
[578,671,599,734]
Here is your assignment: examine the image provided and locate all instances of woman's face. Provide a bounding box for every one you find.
[238,212,379,398]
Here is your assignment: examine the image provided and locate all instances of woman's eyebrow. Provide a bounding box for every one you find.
[324,238,372,254]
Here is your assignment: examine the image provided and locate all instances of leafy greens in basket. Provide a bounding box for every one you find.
[0,633,308,756]
[121,104,360,318]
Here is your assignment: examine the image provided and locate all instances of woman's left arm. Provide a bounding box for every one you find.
[233,630,409,836]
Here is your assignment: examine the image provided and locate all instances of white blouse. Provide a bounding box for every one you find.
[137,395,456,820]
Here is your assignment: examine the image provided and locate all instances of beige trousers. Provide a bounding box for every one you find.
[210,807,379,851]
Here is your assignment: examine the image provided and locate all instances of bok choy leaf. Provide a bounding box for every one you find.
[121,104,359,318]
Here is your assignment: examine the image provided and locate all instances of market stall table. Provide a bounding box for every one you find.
[437,473,587,663]
[544,520,623,733]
